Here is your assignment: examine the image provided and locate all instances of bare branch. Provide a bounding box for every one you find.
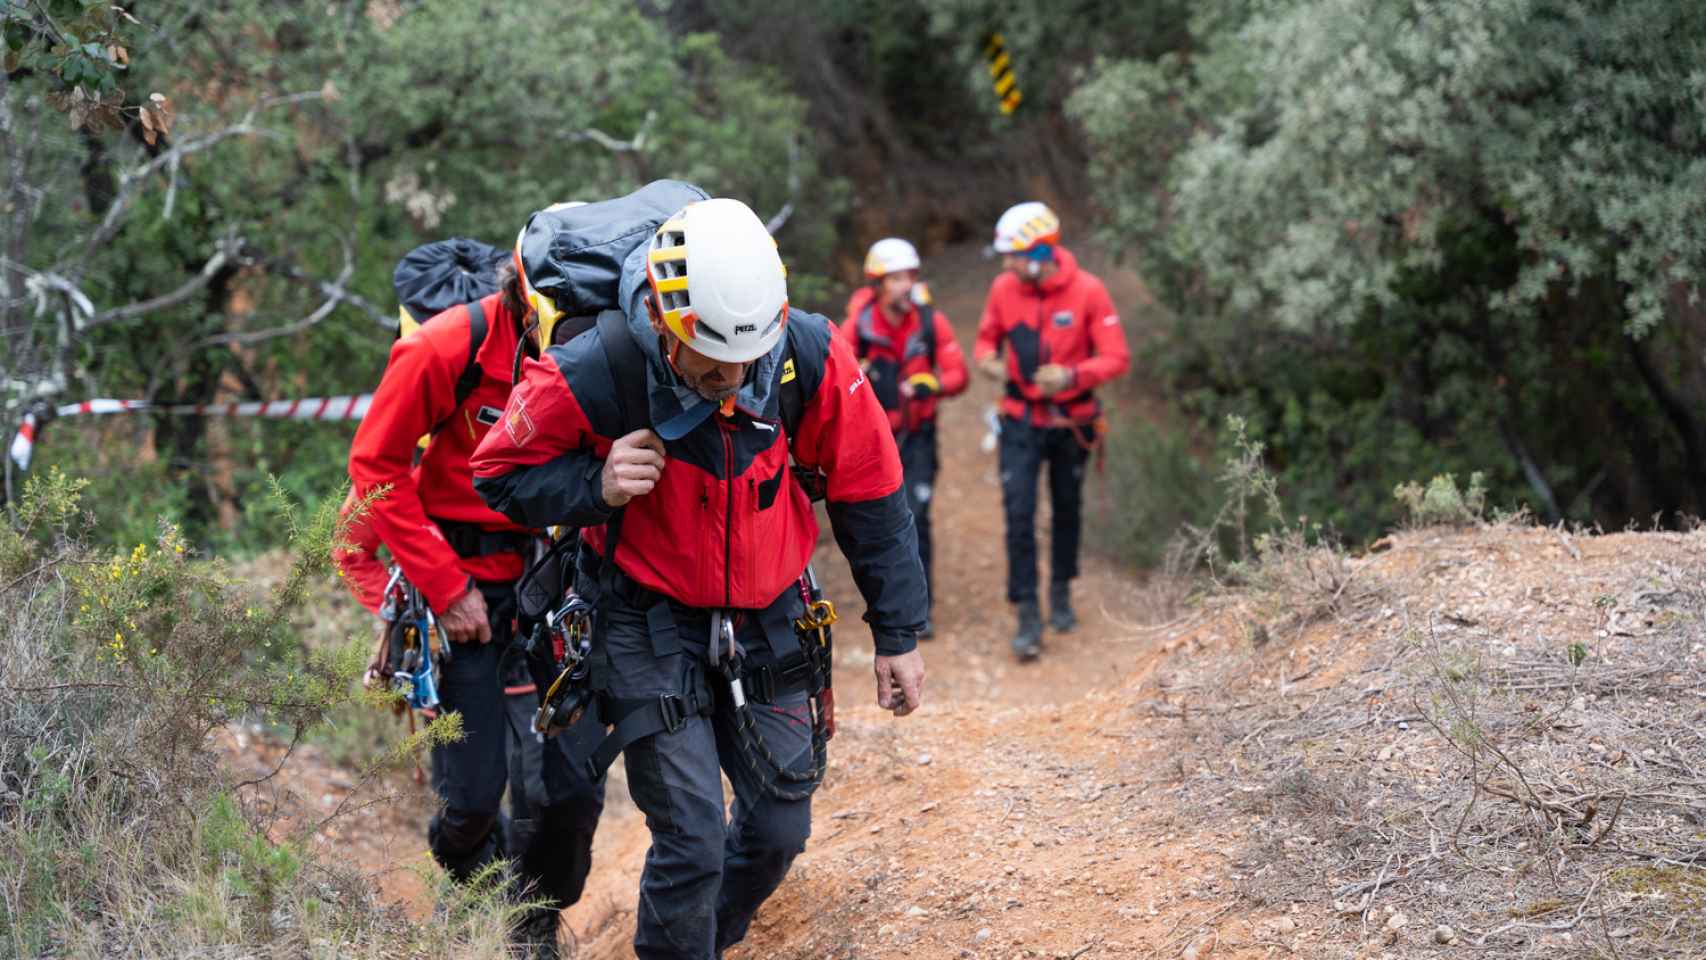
[765,133,802,235]
[89,232,240,327]
[198,294,342,349]
[198,237,379,347]
[76,123,271,266]
[247,241,394,331]
[558,109,656,153]
[73,90,327,269]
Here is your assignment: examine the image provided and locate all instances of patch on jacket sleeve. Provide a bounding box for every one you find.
[503,392,537,447]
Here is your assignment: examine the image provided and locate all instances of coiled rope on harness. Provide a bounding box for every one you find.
[713,579,837,802]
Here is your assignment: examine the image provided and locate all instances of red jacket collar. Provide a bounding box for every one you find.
[1032,246,1080,295]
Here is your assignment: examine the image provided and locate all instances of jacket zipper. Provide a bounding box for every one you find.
[722,423,735,607]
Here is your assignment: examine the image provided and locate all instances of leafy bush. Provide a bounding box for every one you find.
[0,472,497,958]
[1085,410,1220,570]
[1394,472,1488,528]
[5,0,847,555]
[1068,0,1706,540]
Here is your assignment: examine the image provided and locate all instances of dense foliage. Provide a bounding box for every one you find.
[8,0,1706,554]
[3,0,835,549]
[1070,0,1706,548]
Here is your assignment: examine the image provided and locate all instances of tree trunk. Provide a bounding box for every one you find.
[1624,329,1706,517]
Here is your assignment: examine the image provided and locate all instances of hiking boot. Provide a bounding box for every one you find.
[512,907,563,960]
[1011,601,1042,661]
[1049,581,1077,634]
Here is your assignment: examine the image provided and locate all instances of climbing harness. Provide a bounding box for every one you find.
[564,561,840,802]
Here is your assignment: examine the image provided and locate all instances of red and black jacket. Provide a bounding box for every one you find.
[343,293,536,615]
[470,311,926,655]
[973,246,1131,426]
[838,287,969,433]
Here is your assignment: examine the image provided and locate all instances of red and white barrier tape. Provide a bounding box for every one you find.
[9,394,372,473]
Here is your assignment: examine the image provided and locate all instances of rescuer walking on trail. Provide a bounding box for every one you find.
[338,219,605,959]
[974,202,1130,662]
[472,192,928,960]
[840,238,969,638]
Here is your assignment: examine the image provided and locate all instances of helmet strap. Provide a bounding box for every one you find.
[666,334,688,379]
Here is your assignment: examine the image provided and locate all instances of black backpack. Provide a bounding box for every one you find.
[390,237,507,441]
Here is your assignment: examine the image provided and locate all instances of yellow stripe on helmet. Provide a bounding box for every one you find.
[662,308,695,344]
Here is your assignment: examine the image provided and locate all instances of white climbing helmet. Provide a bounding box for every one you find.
[646,198,789,364]
[863,237,922,279]
[991,201,1061,254]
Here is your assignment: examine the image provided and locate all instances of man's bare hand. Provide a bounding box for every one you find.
[977,354,1006,381]
[1034,363,1075,396]
[875,649,925,716]
[440,587,492,645]
[601,429,666,507]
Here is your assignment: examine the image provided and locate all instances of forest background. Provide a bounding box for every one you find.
[6,0,1705,558]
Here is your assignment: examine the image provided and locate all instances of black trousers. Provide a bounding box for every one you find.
[580,579,816,960]
[428,580,605,909]
[897,424,938,614]
[997,416,1091,605]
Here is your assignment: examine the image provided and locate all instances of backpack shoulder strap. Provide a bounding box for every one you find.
[454,298,488,409]
[427,299,489,438]
[918,303,937,365]
[778,314,831,439]
[778,337,805,440]
[587,309,648,570]
[852,302,874,358]
[595,309,649,434]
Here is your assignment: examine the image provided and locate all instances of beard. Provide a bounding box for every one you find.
[684,370,741,403]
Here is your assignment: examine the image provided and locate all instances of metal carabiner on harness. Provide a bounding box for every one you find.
[793,564,838,740]
[711,611,746,709]
[533,593,596,738]
[382,567,448,712]
[795,599,838,646]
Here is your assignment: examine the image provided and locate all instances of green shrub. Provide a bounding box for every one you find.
[0,474,499,958]
[1087,411,1221,569]
[1393,472,1488,528]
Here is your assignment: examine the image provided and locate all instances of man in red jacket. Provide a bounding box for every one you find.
[341,222,603,959]
[473,196,927,960]
[839,238,968,638]
[974,202,1130,661]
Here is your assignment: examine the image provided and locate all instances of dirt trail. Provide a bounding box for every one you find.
[568,242,1184,958]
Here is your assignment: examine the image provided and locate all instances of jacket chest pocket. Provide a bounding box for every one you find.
[754,464,785,511]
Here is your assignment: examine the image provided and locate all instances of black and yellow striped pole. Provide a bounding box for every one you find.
[984,33,1022,115]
